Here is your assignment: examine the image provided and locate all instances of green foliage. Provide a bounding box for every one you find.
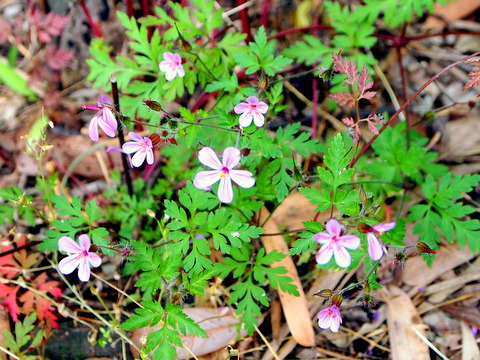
[120,302,207,360]
[41,196,111,255]
[216,245,298,333]
[0,185,35,226]
[408,173,480,254]
[3,313,46,360]
[299,133,360,216]
[362,0,450,28]
[233,26,292,76]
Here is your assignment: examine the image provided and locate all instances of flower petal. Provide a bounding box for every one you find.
[239,112,253,127]
[367,233,384,261]
[97,95,112,106]
[325,219,341,237]
[58,236,82,254]
[88,115,100,142]
[58,255,81,275]
[257,101,269,113]
[131,150,147,167]
[312,232,333,244]
[233,102,249,114]
[78,234,91,251]
[222,147,240,169]
[122,142,141,154]
[252,112,265,127]
[246,96,259,104]
[198,147,222,169]
[165,69,176,81]
[128,131,143,142]
[87,253,102,268]
[316,244,333,265]
[194,170,221,190]
[373,222,396,233]
[333,246,351,268]
[77,258,91,282]
[98,108,117,137]
[145,148,154,165]
[217,176,233,203]
[229,170,255,188]
[338,234,360,250]
[176,65,185,78]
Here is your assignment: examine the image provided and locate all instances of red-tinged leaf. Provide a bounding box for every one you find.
[35,273,63,298]
[342,116,355,126]
[357,66,374,94]
[0,283,13,298]
[19,290,34,314]
[3,286,20,322]
[13,235,40,269]
[45,46,74,70]
[0,241,20,279]
[329,92,356,108]
[360,91,377,100]
[331,51,359,86]
[464,69,480,90]
[43,12,71,38]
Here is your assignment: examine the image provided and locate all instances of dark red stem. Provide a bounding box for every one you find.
[79,0,103,38]
[237,0,253,43]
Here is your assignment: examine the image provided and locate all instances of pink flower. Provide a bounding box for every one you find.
[193,147,255,203]
[234,96,268,127]
[313,219,360,268]
[159,52,185,81]
[58,235,102,282]
[83,96,117,142]
[122,132,154,167]
[364,222,396,261]
[317,305,342,332]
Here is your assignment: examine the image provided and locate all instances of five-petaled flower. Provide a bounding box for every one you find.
[317,305,342,332]
[58,235,102,282]
[313,219,360,268]
[360,222,396,261]
[122,131,154,167]
[234,96,268,127]
[159,52,185,81]
[193,147,255,203]
[83,96,117,142]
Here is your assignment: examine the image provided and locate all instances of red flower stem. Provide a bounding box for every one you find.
[79,0,103,38]
[237,0,253,43]
[349,51,480,168]
[111,77,134,196]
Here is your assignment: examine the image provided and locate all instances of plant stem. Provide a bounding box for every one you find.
[111,77,134,196]
[349,51,480,167]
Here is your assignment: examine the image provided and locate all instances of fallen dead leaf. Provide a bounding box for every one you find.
[424,0,480,29]
[383,285,430,360]
[461,321,480,360]
[258,206,315,347]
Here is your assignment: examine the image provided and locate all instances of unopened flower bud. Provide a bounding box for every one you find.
[357,222,374,233]
[149,133,161,146]
[417,242,438,254]
[180,38,192,53]
[258,77,268,90]
[240,148,251,156]
[359,186,367,203]
[314,289,333,298]
[331,294,343,307]
[143,99,162,111]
